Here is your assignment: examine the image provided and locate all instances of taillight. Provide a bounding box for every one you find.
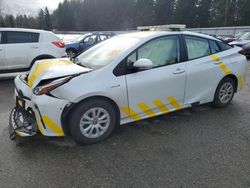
[52,41,65,48]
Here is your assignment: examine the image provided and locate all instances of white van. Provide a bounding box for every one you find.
[0,28,65,72]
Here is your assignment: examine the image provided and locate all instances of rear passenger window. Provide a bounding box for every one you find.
[209,40,220,54]
[185,36,210,60]
[5,31,39,44]
[217,41,232,51]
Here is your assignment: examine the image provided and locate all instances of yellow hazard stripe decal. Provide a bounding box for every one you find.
[209,54,221,62]
[137,102,156,118]
[167,97,183,110]
[42,115,64,136]
[209,54,231,75]
[35,115,45,135]
[28,62,55,87]
[122,97,183,121]
[28,61,72,88]
[219,63,231,75]
[121,107,142,121]
[153,99,170,113]
[237,75,244,90]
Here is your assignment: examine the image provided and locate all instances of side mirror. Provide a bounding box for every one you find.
[133,58,153,69]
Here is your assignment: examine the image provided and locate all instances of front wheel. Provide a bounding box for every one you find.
[66,49,77,58]
[69,99,117,144]
[213,77,236,107]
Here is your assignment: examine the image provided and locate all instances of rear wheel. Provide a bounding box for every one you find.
[69,99,117,144]
[213,77,236,107]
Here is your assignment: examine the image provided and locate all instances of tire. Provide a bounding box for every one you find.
[69,99,117,144]
[213,77,236,107]
[66,49,77,58]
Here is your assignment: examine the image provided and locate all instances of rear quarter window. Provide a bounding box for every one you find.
[209,40,221,54]
[217,41,232,51]
[4,31,40,44]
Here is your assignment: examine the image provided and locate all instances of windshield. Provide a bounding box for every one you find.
[76,36,140,69]
[239,32,250,40]
[235,32,244,38]
[73,34,90,42]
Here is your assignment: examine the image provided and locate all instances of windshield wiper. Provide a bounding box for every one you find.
[71,57,92,69]
[77,62,92,69]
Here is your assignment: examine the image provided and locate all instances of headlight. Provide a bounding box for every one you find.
[33,76,72,95]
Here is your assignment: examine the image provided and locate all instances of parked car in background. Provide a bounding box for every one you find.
[10,31,247,144]
[209,34,223,41]
[240,42,250,58]
[225,31,249,44]
[65,32,115,57]
[229,32,250,48]
[0,28,65,73]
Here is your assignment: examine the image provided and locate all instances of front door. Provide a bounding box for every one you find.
[124,35,187,121]
[80,34,98,51]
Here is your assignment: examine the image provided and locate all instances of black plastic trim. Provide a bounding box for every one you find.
[60,103,76,135]
[0,68,29,74]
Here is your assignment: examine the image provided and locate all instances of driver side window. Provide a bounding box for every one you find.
[127,36,180,68]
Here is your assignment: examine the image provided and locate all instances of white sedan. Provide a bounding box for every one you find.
[9,31,247,144]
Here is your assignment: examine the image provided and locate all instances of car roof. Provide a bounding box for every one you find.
[118,31,219,41]
[92,31,115,35]
[0,27,50,33]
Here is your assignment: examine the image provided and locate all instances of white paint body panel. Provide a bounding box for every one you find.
[0,44,6,70]
[0,28,65,71]
[13,31,247,136]
[125,62,186,116]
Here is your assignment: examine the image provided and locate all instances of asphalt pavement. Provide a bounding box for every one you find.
[0,62,250,188]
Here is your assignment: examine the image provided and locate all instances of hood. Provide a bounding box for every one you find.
[27,58,91,88]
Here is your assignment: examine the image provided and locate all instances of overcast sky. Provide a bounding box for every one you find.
[2,0,64,16]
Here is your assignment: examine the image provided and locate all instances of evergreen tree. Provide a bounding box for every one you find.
[154,0,175,25]
[44,7,52,30]
[135,0,155,26]
[0,0,249,30]
[175,0,198,27]
[195,0,213,27]
[38,9,45,29]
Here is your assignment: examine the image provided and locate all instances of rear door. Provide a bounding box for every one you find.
[184,35,230,105]
[124,35,187,120]
[3,31,40,69]
[0,31,7,70]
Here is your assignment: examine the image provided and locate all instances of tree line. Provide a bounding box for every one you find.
[0,0,249,31]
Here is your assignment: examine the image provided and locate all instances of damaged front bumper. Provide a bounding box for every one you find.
[9,104,38,140]
[9,75,70,139]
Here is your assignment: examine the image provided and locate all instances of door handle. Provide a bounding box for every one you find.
[0,49,3,51]
[214,62,222,65]
[173,68,185,75]
[31,46,39,49]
